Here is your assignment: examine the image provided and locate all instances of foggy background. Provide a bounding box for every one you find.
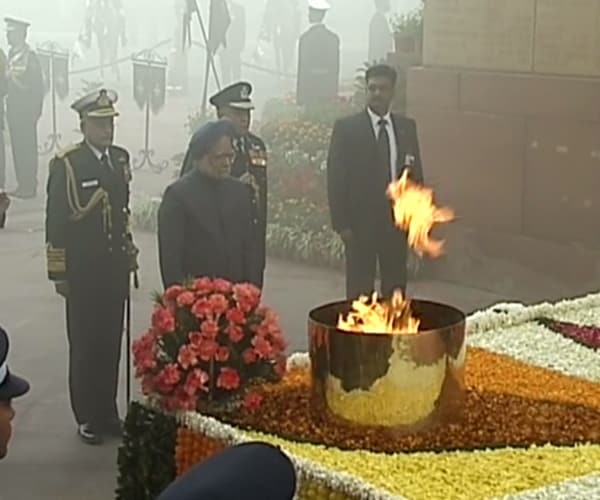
[2,0,421,107]
[0,2,429,499]
[1,0,596,499]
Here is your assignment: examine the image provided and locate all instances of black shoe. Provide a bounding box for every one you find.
[77,423,103,445]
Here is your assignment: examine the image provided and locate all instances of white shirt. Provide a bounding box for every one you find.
[367,106,398,179]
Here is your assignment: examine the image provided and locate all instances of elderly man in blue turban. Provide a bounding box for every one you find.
[158,119,261,289]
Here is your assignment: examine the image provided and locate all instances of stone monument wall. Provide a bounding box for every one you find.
[423,0,600,77]
[407,0,600,296]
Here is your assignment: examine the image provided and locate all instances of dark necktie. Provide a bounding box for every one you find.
[377,118,391,179]
[100,152,111,170]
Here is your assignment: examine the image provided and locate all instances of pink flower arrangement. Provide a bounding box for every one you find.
[537,317,600,350]
[132,278,287,412]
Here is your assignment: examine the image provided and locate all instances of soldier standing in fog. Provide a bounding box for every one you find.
[4,18,44,199]
[212,82,267,288]
[179,82,268,288]
[45,89,138,445]
[220,1,246,84]
[261,0,300,78]
[0,47,8,228]
[296,0,339,107]
[0,48,7,193]
[369,0,393,63]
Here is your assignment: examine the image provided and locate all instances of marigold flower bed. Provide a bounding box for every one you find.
[217,348,600,454]
[117,293,600,500]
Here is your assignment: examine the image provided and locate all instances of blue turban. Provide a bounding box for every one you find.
[179,119,237,177]
[157,442,297,500]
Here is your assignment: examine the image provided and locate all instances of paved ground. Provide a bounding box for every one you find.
[0,198,515,500]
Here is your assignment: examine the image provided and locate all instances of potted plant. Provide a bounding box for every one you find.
[391,3,424,54]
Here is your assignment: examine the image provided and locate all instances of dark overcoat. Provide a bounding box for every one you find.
[158,168,261,288]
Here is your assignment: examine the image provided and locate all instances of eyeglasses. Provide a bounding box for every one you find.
[211,152,235,162]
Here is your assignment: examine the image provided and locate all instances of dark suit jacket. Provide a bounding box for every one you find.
[296,24,340,106]
[158,168,261,289]
[326,110,424,237]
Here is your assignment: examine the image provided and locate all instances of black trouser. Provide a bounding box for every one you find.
[7,115,39,195]
[344,228,408,300]
[66,287,125,431]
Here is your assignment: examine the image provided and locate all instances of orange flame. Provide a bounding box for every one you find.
[337,169,455,335]
[386,169,455,258]
[337,290,420,334]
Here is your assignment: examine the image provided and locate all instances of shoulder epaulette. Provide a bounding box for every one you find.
[110,144,129,156]
[54,143,81,160]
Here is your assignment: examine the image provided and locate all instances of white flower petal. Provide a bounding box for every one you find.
[468,322,600,382]
[494,473,600,499]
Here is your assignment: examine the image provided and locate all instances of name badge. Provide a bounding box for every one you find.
[81,179,99,188]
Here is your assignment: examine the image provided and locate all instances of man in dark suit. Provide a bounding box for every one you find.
[369,0,393,63]
[45,89,137,445]
[5,18,44,199]
[159,120,261,289]
[296,0,339,107]
[327,64,424,299]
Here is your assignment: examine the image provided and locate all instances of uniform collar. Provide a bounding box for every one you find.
[86,140,109,161]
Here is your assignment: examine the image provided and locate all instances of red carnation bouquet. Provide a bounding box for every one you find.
[132,278,287,413]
